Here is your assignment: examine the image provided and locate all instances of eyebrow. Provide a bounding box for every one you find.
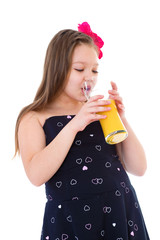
[72,61,99,66]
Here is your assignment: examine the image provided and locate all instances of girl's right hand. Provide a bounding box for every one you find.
[71,95,111,132]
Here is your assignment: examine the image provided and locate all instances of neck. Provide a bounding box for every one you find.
[47,94,84,115]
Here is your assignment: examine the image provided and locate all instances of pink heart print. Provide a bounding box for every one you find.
[56,181,62,188]
[61,234,69,240]
[66,215,72,222]
[82,166,88,171]
[85,223,92,230]
[103,206,112,213]
[70,179,77,185]
[76,158,82,164]
[85,157,92,163]
[95,145,101,151]
[84,205,90,211]
[57,122,63,127]
[91,178,103,185]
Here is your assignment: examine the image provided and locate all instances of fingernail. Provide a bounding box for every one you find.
[105,107,111,111]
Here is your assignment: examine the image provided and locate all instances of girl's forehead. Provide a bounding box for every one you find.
[72,44,99,65]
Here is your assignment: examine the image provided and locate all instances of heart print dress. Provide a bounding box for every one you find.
[41,115,150,240]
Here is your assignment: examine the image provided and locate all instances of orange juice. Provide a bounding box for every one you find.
[99,99,128,144]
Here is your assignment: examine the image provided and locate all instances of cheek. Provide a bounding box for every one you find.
[67,79,77,90]
[65,80,78,94]
[68,74,81,89]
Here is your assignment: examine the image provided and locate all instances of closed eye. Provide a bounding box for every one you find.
[74,68,98,73]
[75,69,84,72]
[93,70,98,74]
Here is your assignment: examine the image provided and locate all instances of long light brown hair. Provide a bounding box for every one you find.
[14,29,97,156]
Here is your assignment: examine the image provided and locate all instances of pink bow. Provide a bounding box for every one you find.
[78,22,104,59]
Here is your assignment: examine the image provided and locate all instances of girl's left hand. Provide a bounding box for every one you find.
[108,81,125,119]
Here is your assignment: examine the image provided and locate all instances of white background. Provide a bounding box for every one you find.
[0,0,160,239]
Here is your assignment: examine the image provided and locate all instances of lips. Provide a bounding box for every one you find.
[81,84,92,100]
[81,85,91,93]
[84,85,91,91]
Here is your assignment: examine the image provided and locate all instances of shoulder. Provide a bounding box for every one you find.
[19,110,49,129]
[18,111,42,140]
[18,111,47,151]
[18,110,57,140]
[19,111,40,128]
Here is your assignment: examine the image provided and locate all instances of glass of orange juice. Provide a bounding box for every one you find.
[83,80,128,144]
[98,99,128,144]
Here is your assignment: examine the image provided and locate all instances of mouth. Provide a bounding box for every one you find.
[81,85,92,101]
[82,84,91,92]
[85,85,91,91]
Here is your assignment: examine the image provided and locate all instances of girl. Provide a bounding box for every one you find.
[15,22,149,239]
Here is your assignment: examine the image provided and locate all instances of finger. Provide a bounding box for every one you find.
[108,89,119,96]
[88,95,104,103]
[118,104,125,111]
[89,99,111,107]
[109,95,123,103]
[96,114,107,120]
[90,113,107,122]
[115,96,123,103]
[110,81,118,91]
[90,106,111,113]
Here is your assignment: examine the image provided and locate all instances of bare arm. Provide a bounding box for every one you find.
[109,81,147,176]
[116,118,147,176]
[18,95,109,186]
[18,112,78,186]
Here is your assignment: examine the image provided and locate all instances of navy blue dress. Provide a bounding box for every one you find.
[41,115,149,240]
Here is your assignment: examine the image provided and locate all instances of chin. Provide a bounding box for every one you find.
[77,98,86,103]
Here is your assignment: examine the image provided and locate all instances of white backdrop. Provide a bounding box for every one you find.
[0,0,159,239]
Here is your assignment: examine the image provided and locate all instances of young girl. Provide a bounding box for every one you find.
[15,22,150,239]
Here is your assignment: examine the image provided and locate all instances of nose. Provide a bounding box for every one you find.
[84,76,97,82]
[84,68,95,81]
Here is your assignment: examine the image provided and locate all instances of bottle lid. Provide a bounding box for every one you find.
[106,131,128,144]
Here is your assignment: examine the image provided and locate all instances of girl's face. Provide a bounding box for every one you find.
[63,44,99,102]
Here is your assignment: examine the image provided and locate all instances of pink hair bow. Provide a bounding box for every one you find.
[78,22,104,59]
